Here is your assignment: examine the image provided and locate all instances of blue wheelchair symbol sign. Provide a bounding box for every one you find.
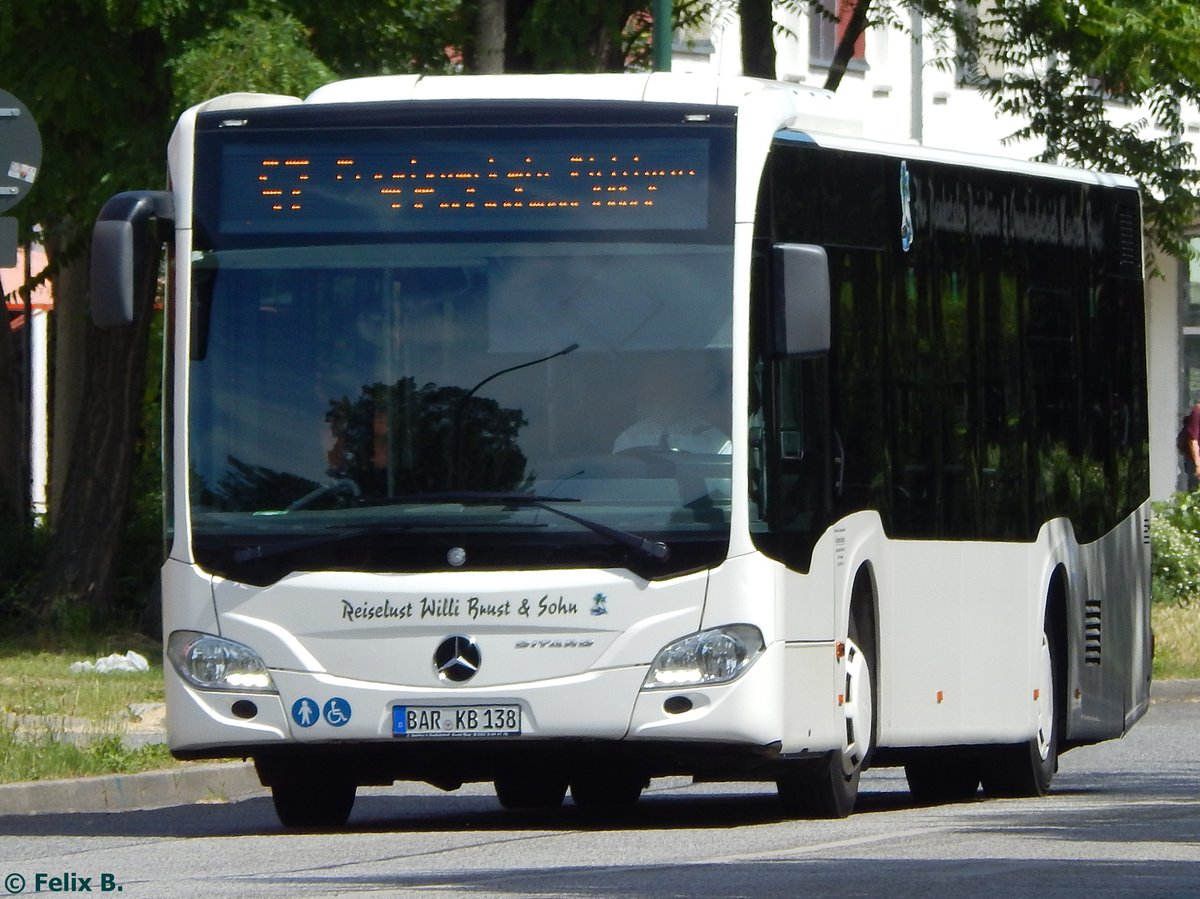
[323,697,352,727]
[291,697,319,728]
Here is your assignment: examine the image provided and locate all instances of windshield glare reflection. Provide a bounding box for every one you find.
[188,242,733,574]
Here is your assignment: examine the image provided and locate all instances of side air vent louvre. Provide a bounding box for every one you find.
[1114,204,1141,279]
[1084,598,1102,665]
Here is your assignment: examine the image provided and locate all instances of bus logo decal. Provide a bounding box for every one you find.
[434,635,482,683]
[899,160,913,252]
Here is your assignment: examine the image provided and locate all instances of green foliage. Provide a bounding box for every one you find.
[0,638,173,783]
[0,636,163,718]
[515,0,646,72]
[168,7,336,112]
[1151,602,1200,680]
[110,279,163,634]
[771,0,1200,261]
[959,0,1200,261]
[1151,491,1200,606]
[0,728,176,784]
[0,1,474,627]
[0,522,51,628]
[290,0,462,76]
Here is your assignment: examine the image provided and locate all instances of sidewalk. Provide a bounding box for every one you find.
[2,681,1197,817]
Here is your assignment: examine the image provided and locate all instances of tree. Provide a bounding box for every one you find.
[508,1,648,72]
[0,294,28,570]
[740,0,777,78]
[0,0,701,629]
[972,0,1200,260]
[0,2,172,627]
[0,1,460,628]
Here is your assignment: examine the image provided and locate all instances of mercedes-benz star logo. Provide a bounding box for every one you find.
[434,635,481,683]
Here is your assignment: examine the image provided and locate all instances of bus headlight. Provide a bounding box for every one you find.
[167,630,276,693]
[644,625,764,689]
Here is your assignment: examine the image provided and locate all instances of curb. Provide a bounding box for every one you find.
[3,680,1198,817]
[1148,678,1200,704]
[0,762,264,817]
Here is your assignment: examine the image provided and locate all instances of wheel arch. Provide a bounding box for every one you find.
[1044,562,1069,748]
[847,562,879,764]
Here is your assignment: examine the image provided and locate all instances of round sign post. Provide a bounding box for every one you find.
[0,89,41,266]
[0,89,42,215]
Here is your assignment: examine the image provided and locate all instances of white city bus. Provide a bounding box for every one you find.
[91,73,1151,826]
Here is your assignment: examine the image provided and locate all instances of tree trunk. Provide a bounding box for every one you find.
[824,0,873,93]
[49,234,90,520]
[504,0,538,72]
[36,239,155,624]
[473,0,506,73]
[739,0,776,79]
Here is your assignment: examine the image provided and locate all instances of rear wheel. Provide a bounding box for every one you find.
[569,771,645,810]
[904,753,980,804]
[981,630,1058,798]
[495,773,568,810]
[270,778,356,829]
[778,616,874,819]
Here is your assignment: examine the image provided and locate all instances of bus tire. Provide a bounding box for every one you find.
[777,614,874,819]
[270,778,356,829]
[569,771,645,810]
[904,753,980,803]
[777,751,859,819]
[495,773,568,810]
[980,629,1058,798]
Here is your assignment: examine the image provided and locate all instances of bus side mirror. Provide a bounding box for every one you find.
[772,243,831,356]
[90,190,174,328]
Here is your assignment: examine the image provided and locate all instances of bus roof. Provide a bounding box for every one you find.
[194,73,1137,192]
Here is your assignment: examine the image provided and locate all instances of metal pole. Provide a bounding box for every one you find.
[22,241,32,524]
[653,0,673,72]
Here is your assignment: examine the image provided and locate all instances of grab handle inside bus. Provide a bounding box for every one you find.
[772,243,831,357]
[90,190,174,328]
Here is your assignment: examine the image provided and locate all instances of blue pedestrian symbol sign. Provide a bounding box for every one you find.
[323,697,352,727]
[291,697,318,728]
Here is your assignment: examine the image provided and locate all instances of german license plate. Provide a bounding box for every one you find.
[393,704,521,737]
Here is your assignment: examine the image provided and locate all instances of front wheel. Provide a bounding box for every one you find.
[778,626,874,819]
[270,778,356,829]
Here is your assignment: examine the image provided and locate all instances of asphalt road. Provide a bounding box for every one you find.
[1,690,1198,898]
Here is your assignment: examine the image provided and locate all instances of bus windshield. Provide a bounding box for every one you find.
[187,107,736,584]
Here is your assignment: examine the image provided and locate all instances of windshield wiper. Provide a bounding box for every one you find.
[379,492,671,562]
[511,496,670,562]
[229,492,669,565]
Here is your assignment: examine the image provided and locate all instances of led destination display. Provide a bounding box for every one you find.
[217,134,716,236]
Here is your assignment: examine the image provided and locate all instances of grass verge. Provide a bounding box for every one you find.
[1152,601,1200,680]
[0,633,163,720]
[0,633,182,785]
[0,732,176,784]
